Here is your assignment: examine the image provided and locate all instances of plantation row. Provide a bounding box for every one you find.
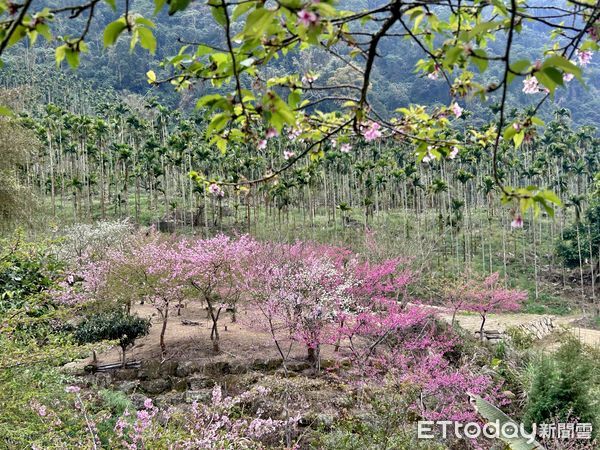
[10,101,599,311]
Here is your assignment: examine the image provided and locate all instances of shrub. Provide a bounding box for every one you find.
[555,200,600,268]
[524,338,599,435]
[0,234,63,313]
[74,310,151,366]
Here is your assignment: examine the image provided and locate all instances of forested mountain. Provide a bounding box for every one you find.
[2,0,599,125]
[1,1,600,448]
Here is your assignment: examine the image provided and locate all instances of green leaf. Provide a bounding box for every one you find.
[64,48,80,69]
[513,131,524,148]
[471,395,542,450]
[503,124,517,141]
[0,105,13,116]
[146,70,157,83]
[534,70,557,95]
[35,23,52,41]
[444,46,463,66]
[508,59,530,84]
[154,0,167,14]
[542,67,564,87]
[134,17,156,28]
[207,113,229,135]
[542,54,582,82]
[243,8,273,36]
[55,45,67,67]
[210,4,227,26]
[530,116,544,126]
[233,2,254,20]
[168,0,192,15]
[471,49,488,72]
[104,0,117,10]
[103,19,127,47]
[137,27,157,54]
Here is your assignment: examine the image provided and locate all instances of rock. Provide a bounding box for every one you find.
[285,360,311,372]
[181,319,201,326]
[275,368,298,378]
[90,372,112,388]
[204,361,231,375]
[117,380,139,395]
[113,368,138,381]
[189,375,214,390]
[320,359,336,369]
[138,360,178,380]
[62,361,86,376]
[156,392,186,407]
[130,393,147,409]
[140,379,171,395]
[176,361,204,377]
[251,358,282,372]
[170,377,189,392]
[229,362,249,375]
[185,389,212,404]
[314,413,336,429]
[156,220,176,233]
[502,390,516,399]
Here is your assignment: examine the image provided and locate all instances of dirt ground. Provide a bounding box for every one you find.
[88,301,600,367]
[441,310,600,348]
[89,302,345,366]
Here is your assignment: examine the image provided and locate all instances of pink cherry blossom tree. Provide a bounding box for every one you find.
[58,231,187,357]
[464,272,528,340]
[179,234,257,353]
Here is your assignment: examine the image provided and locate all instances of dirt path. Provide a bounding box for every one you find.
[435,307,600,348]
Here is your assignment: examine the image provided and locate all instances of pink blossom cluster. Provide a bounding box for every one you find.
[362,121,382,141]
[57,233,508,428]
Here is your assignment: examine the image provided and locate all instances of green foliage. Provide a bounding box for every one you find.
[0,365,84,448]
[505,326,535,351]
[0,114,38,225]
[74,309,151,356]
[313,386,444,450]
[556,199,600,268]
[0,233,63,313]
[0,236,101,448]
[523,338,600,434]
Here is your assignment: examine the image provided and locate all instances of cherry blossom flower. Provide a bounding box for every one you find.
[301,73,318,84]
[511,215,523,229]
[362,122,382,141]
[287,128,302,140]
[522,76,539,94]
[340,143,352,153]
[265,128,278,139]
[257,139,267,150]
[563,72,574,82]
[208,183,224,197]
[576,50,593,66]
[448,146,459,159]
[65,386,81,393]
[451,102,463,118]
[422,152,435,163]
[283,150,295,160]
[144,398,153,409]
[297,9,318,27]
[513,122,522,132]
[427,66,440,80]
[422,146,437,163]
